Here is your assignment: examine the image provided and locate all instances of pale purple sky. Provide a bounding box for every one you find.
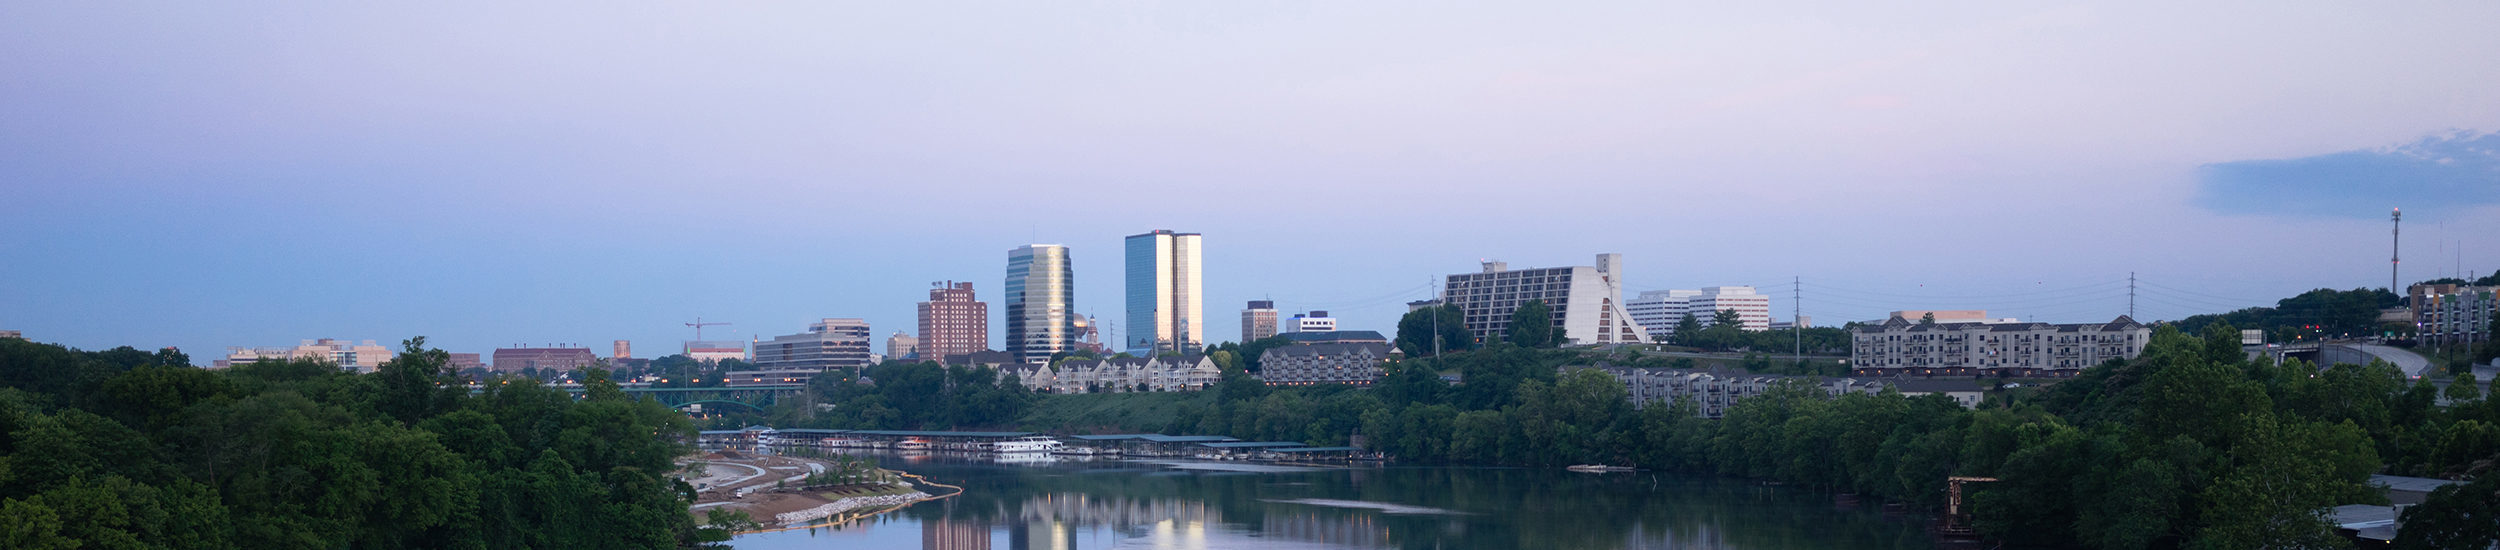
[4,2,2496,361]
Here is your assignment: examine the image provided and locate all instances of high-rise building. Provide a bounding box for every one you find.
[1688,286,1772,331]
[1242,300,1279,343]
[917,281,988,359]
[754,318,873,371]
[448,353,485,371]
[1440,253,1648,346]
[1627,290,1702,340]
[1125,230,1204,354]
[1007,244,1076,364]
[1286,311,1337,333]
[886,331,919,360]
[612,340,631,359]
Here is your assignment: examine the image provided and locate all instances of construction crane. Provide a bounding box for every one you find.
[685,317,731,341]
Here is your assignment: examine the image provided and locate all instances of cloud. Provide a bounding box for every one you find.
[2196,131,2500,219]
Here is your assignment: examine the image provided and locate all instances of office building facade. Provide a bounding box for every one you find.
[754,318,873,371]
[684,340,748,364]
[218,338,397,373]
[1688,286,1772,331]
[1627,290,1701,340]
[1850,315,2151,377]
[1007,244,1076,364]
[886,331,919,360]
[1125,230,1204,354]
[917,281,988,359]
[1440,253,1648,346]
[490,346,598,373]
[1242,300,1279,343]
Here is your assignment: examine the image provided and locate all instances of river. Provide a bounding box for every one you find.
[731,451,1936,550]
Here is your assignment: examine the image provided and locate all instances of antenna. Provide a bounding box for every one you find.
[1792,276,1801,365]
[2392,207,2402,304]
[2128,272,2136,319]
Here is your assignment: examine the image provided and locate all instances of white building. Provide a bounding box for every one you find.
[1125,230,1205,354]
[1440,254,1648,346]
[685,340,749,364]
[216,338,394,373]
[1687,286,1772,332]
[1628,289,1701,340]
[753,319,872,371]
[1285,311,1338,333]
[2412,284,2496,350]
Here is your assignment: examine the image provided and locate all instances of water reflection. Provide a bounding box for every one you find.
[731,451,1930,550]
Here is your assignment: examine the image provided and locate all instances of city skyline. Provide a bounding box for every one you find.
[3,3,2498,359]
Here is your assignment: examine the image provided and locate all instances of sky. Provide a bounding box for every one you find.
[3,2,2497,362]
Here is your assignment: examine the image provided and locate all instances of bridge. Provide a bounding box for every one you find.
[2261,341,2433,378]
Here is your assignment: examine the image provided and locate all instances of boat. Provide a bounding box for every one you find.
[1567,465,1637,473]
[1051,446,1102,456]
[993,436,1065,453]
[895,440,932,451]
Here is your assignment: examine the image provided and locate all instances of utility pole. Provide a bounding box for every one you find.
[685,317,730,341]
[1430,275,1442,357]
[2392,207,2403,306]
[2128,272,2136,319]
[1792,276,1802,364]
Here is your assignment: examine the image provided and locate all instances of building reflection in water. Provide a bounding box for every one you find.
[923,518,991,550]
[930,493,1394,550]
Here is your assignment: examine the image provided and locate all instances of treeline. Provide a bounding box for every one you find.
[0,337,732,549]
[764,361,1039,430]
[1341,325,2500,548]
[2172,287,2399,341]
[1662,309,1853,354]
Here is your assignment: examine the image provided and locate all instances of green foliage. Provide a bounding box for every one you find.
[0,338,702,550]
[2174,287,2400,342]
[2394,474,2500,549]
[1394,306,1473,357]
[1506,300,1558,348]
[792,361,1035,431]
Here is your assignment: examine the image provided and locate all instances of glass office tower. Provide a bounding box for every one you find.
[1124,230,1203,354]
[1005,244,1074,364]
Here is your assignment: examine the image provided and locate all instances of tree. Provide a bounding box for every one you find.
[1508,300,1557,348]
[1670,314,1701,346]
[2446,372,2482,402]
[2395,474,2500,549]
[1395,306,1472,357]
[1918,312,1936,326]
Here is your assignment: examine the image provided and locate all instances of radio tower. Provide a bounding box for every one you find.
[2392,208,2402,304]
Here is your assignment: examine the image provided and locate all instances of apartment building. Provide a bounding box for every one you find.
[2412,284,2496,350]
[1256,342,1393,386]
[1850,315,2150,377]
[219,338,397,373]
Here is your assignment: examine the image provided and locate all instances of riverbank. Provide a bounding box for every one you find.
[678,449,948,531]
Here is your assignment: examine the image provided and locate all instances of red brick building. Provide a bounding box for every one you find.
[917,281,988,360]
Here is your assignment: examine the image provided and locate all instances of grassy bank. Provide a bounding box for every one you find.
[1017,391,1207,434]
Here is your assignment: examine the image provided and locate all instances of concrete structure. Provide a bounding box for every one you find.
[613,340,631,359]
[1889,378,1989,408]
[218,338,397,373]
[1241,300,1279,343]
[754,318,872,371]
[1276,330,1392,345]
[2411,284,2495,350]
[1285,311,1337,333]
[1033,355,1221,394]
[1769,316,1814,330]
[1850,315,2151,377]
[944,350,1021,369]
[1006,244,1076,364]
[1688,286,1772,331]
[684,340,748,364]
[917,281,988,360]
[1256,342,1393,386]
[1627,289,1701,340]
[448,353,485,371]
[1440,254,1648,346]
[491,346,598,373]
[1125,230,1204,354]
[885,331,918,360]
